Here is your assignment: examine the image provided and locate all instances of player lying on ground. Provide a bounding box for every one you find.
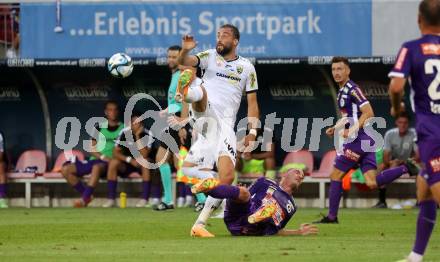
[314,57,420,224]
[191,169,318,236]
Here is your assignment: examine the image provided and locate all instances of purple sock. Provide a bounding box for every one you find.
[151,183,161,199]
[82,186,94,202]
[208,185,240,199]
[141,181,151,200]
[185,185,192,197]
[413,200,437,255]
[328,180,343,220]
[177,182,186,198]
[0,183,6,198]
[376,165,407,187]
[73,182,85,194]
[107,180,117,200]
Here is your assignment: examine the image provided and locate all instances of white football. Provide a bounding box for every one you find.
[108,53,133,78]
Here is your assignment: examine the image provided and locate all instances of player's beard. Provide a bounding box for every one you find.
[216,43,232,56]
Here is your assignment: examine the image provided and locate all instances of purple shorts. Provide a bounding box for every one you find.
[418,140,440,187]
[64,159,107,177]
[224,200,265,236]
[334,133,377,174]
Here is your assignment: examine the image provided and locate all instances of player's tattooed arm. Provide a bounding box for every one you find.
[389,77,406,117]
[277,224,319,236]
[177,35,198,67]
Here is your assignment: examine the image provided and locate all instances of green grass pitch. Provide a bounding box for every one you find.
[0,208,439,261]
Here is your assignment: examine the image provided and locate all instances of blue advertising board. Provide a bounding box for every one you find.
[20,1,372,58]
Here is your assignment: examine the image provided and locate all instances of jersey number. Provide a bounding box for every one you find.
[425,59,440,100]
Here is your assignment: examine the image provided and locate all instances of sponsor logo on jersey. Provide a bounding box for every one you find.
[429,156,440,173]
[421,43,440,55]
[216,72,241,82]
[344,149,360,161]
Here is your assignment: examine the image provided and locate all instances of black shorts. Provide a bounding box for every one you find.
[159,125,192,150]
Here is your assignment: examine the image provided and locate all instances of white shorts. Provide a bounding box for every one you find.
[187,101,237,168]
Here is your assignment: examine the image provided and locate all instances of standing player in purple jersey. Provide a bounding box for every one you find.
[191,169,318,237]
[389,1,440,261]
[315,57,420,224]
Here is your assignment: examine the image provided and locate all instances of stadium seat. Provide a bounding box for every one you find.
[283,150,314,175]
[43,150,85,178]
[311,150,337,178]
[7,150,47,179]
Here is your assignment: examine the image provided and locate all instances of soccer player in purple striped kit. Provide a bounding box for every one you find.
[192,169,318,236]
[389,1,440,261]
[315,57,420,224]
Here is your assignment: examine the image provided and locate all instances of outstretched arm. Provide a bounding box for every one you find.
[177,35,199,67]
[277,224,319,236]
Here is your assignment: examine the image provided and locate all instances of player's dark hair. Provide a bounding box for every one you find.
[331,56,350,67]
[396,111,411,121]
[104,100,119,109]
[220,24,240,41]
[168,45,182,52]
[419,0,440,27]
[131,111,142,119]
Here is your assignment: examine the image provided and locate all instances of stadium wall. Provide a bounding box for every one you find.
[0,62,399,168]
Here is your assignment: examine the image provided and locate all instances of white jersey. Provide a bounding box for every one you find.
[196,49,258,128]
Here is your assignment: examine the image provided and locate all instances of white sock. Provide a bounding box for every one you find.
[185,78,203,103]
[182,167,216,180]
[194,196,222,226]
[408,251,423,262]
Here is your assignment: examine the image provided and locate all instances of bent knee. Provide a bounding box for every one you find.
[61,164,75,177]
[219,171,234,185]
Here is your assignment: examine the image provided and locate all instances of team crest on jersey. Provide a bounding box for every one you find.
[236,65,243,74]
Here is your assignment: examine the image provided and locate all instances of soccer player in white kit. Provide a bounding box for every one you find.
[176,24,260,237]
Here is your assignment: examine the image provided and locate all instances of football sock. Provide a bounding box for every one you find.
[177,182,186,198]
[196,193,207,204]
[194,196,222,226]
[208,185,240,200]
[0,183,6,198]
[378,187,387,203]
[159,163,173,204]
[412,200,436,256]
[328,180,343,220]
[107,180,117,200]
[141,181,151,200]
[73,181,85,194]
[82,186,94,202]
[376,165,407,187]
